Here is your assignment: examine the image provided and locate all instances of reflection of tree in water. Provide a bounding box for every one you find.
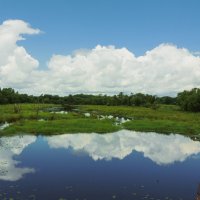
[197,184,200,200]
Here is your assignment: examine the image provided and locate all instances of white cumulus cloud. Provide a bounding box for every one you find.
[1,19,200,95]
[0,19,40,88]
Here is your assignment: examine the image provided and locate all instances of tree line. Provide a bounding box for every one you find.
[2,87,200,112]
[0,88,177,107]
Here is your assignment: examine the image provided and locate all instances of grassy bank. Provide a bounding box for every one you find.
[2,119,119,135]
[124,119,200,135]
[0,104,119,135]
[79,105,200,135]
[0,104,200,136]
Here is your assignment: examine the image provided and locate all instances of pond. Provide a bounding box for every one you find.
[0,130,200,200]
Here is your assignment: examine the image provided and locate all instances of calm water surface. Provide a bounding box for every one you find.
[0,130,200,200]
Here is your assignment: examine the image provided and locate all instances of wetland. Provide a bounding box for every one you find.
[1,103,200,199]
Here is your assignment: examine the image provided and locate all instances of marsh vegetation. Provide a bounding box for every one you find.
[0,103,200,136]
[1,87,200,136]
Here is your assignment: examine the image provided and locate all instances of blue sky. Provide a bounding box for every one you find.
[1,0,200,95]
[1,0,200,66]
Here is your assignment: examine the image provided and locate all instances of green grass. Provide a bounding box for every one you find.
[79,104,200,135]
[0,104,80,122]
[0,104,119,135]
[1,104,200,136]
[79,104,200,121]
[123,119,199,135]
[1,118,120,135]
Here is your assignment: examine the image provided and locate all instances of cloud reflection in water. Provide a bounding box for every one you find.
[47,130,200,165]
[0,136,36,181]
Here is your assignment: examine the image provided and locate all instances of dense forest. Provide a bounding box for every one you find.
[0,88,176,107]
[1,87,200,112]
[177,88,200,112]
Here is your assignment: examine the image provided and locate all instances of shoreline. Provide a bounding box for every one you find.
[0,104,200,136]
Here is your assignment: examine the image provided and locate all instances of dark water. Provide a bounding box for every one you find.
[0,130,200,200]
